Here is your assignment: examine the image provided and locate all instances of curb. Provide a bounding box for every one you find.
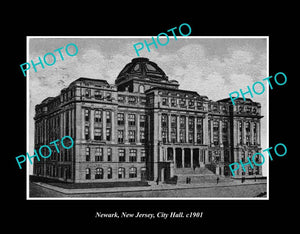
[33,181,267,195]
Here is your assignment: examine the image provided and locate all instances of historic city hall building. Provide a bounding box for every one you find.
[33,57,263,183]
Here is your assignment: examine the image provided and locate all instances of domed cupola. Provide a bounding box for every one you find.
[115,57,179,92]
[116,57,168,84]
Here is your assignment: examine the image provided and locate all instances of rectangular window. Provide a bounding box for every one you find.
[85,126,90,140]
[95,90,102,100]
[85,89,91,98]
[94,127,102,141]
[118,130,124,143]
[95,110,102,123]
[161,114,168,127]
[118,95,125,103]
[188,100,194,108]
[117,113,124,125]
[86,147,90,161]
[107,168,112,179]
[162,129,167,143]
[128,96,137,104]
[140,115,146,127]
[95,147,103,161]
[179,99,186,107]
[118,149,125,162]
[128,114,136,126]
[129,130,136,143]
[140,130,145,143]
[106,111,111,124]
[106,128,111,141]
[84,109,90,122]
[162,98,168,106]
[129,149,137,162]
[107,148,112,161]
[180,116,185,127]
[141,149,146,162]
[179,130,185,143]
[171,98,177,107]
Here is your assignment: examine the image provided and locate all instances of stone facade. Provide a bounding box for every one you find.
[33,57,263,183]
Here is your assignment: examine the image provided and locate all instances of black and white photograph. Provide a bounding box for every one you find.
[6,9,294,228]
[27,36,268,199]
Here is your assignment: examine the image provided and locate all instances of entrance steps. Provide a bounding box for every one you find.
[173,166,233,184]
[174,166,215,175]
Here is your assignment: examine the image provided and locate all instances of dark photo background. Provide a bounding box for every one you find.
[6,8,294,229]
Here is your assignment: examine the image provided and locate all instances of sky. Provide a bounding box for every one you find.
[28,36,268,176]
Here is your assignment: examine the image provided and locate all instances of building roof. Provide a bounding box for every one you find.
[71,77,109,86]
[145,86,208,99]
[115,57,168,84]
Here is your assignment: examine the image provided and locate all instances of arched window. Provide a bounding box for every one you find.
[118,167,125,179]
[95,168,103,179]
[139,85,145,93]
[85,168,91,180]
[129,167,137,178]
[107,167,112,179]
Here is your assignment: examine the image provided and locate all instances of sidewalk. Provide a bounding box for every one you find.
[33,179,267,195]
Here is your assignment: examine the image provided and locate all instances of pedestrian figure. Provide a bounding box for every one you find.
[156,177,159,185]
[216,176,219,184]
[186,177,189,184]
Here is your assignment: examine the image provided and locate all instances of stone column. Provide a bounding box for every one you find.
[81,109,85,140]
[136,114,140,143]
[234,119,239,147]
[182,148,185,168]
[210,119,214,145]
[161,168,165,182]
[219,119,223,146]
[185,116,189,143]
[250,121,254,145]
[111,111,115,142]
[158,113,162,141]
[194,117,197,144]
[190,148,194,169]
[90,109,94,140]
[203,115,208,145]
[243,121,246,145]
[176,115,180,143]
[124,112,128,143]
[257,122,261,145]
[153,111,159,180]
[71,108,74,139]
[102,110,106,141]
[168,114,171,143]
[170,161,174,178]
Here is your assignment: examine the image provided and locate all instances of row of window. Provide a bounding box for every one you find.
[84,89,113,101]
[85,167,145,180]
[238,121,258,145]
[161,97,204,109]
[209,120,229,146]
[118,94,147,104]
[85,147,146,162]
[86,110,147,127]
[161,115,204,144]
[235,166,260,176]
